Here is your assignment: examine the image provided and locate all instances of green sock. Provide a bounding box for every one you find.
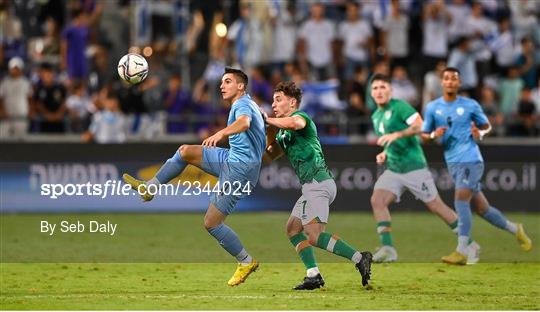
[377,221,393,246]
[449,220,473,244]
[290,233,317,269]
[316,232,361,262]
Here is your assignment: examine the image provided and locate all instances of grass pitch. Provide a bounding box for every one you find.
[1,212,539,310]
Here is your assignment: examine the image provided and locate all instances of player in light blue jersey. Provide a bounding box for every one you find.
[422,67,532,265]
[123,68,266,284]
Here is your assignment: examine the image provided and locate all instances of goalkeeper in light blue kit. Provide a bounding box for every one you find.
[421,67,532,265]
[123,68,265,285]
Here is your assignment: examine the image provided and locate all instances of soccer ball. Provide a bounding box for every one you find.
[117,53,148,84]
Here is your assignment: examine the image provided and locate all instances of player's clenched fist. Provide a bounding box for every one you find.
[376,151,387,165]
[431,126,447,139]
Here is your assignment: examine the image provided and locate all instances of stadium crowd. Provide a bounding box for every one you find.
[0,0,539,142]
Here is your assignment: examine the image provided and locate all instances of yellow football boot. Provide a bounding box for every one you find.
[516,224,532,251]
[441,251,467,265]
[227,259,259,286]
[122,173,154,202]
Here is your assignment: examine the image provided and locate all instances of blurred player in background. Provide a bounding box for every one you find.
[123,67,265,285]
[264,81,372,290]
[422,67,532,265]
[369,74,480,263]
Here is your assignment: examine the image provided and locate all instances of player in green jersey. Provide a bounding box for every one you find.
[263,81,372,290]
[369,74,480,263]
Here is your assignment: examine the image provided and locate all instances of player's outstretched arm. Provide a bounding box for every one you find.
[377,114,423,147]
[202,115,251,147]
[266,115,306,131]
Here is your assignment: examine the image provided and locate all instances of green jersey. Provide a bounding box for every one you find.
[371,98,427,173]
[276,111,333,184]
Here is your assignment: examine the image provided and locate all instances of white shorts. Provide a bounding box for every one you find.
[373,168,438,203]
[291,179,337,225]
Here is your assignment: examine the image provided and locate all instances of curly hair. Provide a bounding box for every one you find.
[274,81,302,107]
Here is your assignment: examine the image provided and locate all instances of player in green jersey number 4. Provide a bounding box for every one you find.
[263,81,373,290]
[369,74,480,263]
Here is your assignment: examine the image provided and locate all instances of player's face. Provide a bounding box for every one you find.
[272,91,295,118]
[220,73,243,101]
[441,71,461,94]
[370,80,392,106]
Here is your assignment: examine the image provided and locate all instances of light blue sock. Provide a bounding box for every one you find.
[482,206,515,233]
[455,200,472,237]
[208,223,248,260]
[155,150,187,184]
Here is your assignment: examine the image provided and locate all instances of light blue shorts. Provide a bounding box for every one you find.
[201,147,260,215]
[447,162,484,193]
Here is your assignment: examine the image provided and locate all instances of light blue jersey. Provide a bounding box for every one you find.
[201,94,265,215]
[422,96,489,164]
[227,94,266,164]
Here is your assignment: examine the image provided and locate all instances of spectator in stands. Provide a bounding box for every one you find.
[34,63,67,133]
[515,38,538,89]
[508,88,538,136]
[338,1,374,81]
[479,86,504,136]
[192,85,214,140]
[250,66,273,104]
[347,91,369,135]
[66,80,92,133]
[391,65,418,108]
[270,0,297,72]
[227,3,264,72]
[381,0,410,68]
[0,1,25,66]
[350,66,369,97]
[508,0,539,41]
[252,92,272,117]
[298,3,336,81]
[421,0,451,76]
[448,36,478,98]
[61,8,90,82]
[0,57,32,139]
[31,17,61,67]
[499,67,524,115]
[447,0,471,44]
[163,74,192,134]
[422,60,446,110]
[465,2,496,83]
[83,88,126,144]
[490,17,516,76]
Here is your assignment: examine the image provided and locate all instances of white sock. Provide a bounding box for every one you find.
[457,236,469,255]
[351,251,363,264]
[236,249,252,264]
[306,267,320,278]
[505,221,518,234]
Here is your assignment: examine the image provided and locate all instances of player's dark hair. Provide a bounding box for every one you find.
[224,67,248,89]
[70,8,83,19]
[274,81,302,107]
[442,67,461,77]
[346,0,360,8]
[521,37,532,45]
[371,73,391,84]
[456,36,470,47]
[40,62,54,71]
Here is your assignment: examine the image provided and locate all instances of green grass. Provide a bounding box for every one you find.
[1,212,539,309]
